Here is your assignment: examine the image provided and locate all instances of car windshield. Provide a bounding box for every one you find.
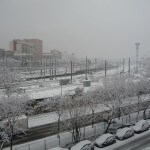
[117,128,130,136]
[135,121,144,127]
[96,134,113,144]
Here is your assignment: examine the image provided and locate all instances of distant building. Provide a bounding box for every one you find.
[9,39,43,60]
[0,49,5,58]
[24,39,43,59]
[0,49,13,59]
[50,49,62,59]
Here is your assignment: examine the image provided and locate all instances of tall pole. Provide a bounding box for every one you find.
[52,59,54,80]
[95,58,97,73]
[123,58,125,73]
[135,43,140,73]
[105,60,107,77]
[128,57,130,74]
[73,60,74,76]
[71,60,73,82]
[55,59,57,79]
[85,57,88,80]
[49,58,51,80]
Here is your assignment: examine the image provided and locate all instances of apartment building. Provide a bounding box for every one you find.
[9,39,43,60]
[24,39,43,59]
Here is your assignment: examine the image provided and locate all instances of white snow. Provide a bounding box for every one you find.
[48,147,68,150]
[133,120,149,132]
[95,133,114,145]
[28,103,109,128]
[71,140,91,150]
[116,127,133,138]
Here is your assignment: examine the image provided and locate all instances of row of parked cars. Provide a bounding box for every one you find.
[49,119,149,150]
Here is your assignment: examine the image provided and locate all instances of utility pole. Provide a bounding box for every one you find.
[105,60,107,77]
[128,57,130,74]
[49,58,51,80]
[44,60,46,81]
[55,59,57,79]
[71,60,73,82]
[52,59,54,80]
[85,57,88,80]
[73,60,74,76]
[95,58,97,73]
[135,43,140,73]
[123,58,125,73]
[41,59,43,77]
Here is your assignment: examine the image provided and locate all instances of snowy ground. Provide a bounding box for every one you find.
[28,93,150,128]
[27,66,131,100]
[28,103,109,128]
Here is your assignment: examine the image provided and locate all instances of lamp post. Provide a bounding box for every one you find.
[60,78,62,96]
[135,43,140,73]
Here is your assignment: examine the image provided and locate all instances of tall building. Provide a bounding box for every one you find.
[24,39,43,59]
[9,39,34,54]
[9,39,43,60]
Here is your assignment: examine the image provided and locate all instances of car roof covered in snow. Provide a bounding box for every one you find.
[71,140,91,150]
[95,133,114,144]
[135,120,148,127]
[116,127,132,137]
[49,147,68,150]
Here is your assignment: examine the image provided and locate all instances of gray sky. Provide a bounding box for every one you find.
[0,0,150,59]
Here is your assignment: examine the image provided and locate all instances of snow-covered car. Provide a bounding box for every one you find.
[49,147,68,150]
[71,140,94,150]
[94,133,116,148]
[116,127,134,140]
[133,120,149,133]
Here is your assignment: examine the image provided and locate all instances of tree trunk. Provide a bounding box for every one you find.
[10,137,13,150]
[92,110,94,128]
[143,110,146,120]
[104,120,112,133]
[0,141,5,150]
[10,125,13,150]
[57,117,60,146]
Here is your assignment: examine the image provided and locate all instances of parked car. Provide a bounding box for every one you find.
[71,140,94,150]
[116,127,134,140]
[94,133,116,148]
[133,120,149,133]
[49,147,68,150]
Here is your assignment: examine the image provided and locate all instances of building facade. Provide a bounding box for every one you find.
[9,39,43,60]
[24,39,43,59]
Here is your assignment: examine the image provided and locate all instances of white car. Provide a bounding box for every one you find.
[94,133,116,148]
[71,140,94,150]
[133,120,149,133]
[49,147,68,150]
[116,127,134,140]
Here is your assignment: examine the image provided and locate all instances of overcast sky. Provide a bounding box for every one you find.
[0,0,150,59]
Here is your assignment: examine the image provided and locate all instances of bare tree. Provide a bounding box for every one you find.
[53,96,65,146]
[63,95,88,143]
[0,95,28,150]
[0,69,28,150]
[0,69,23,97]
